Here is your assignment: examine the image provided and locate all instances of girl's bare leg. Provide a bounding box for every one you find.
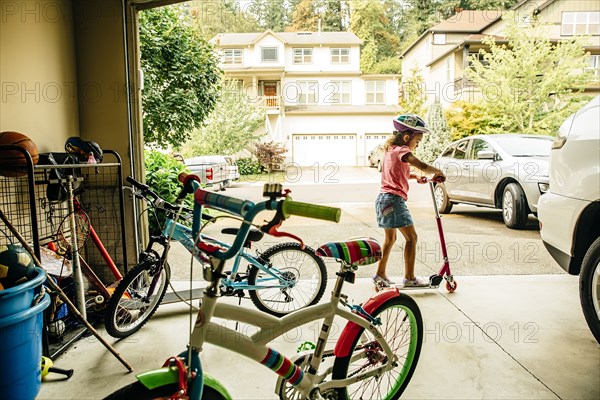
[399,225,418,280]
[376,228,397,278]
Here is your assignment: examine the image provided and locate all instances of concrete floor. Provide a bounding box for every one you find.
[38,274,600,400]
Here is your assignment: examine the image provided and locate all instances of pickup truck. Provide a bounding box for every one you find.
[184,156,229,191]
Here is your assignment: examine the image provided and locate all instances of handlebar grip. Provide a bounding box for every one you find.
[282,200,341,223]
[195,190,254,217]
[126,176,149,191]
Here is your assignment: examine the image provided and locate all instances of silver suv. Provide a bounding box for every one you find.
[433,134,553,229]
[538,95,600,343]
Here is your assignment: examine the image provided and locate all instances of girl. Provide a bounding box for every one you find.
[374,114,446,291]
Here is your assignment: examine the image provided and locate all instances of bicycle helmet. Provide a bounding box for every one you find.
[393,114,429,134]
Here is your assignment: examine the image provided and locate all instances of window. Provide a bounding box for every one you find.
[331,48,350,63]
[453,140,469,160]
[293,48,312,64]
[441,144,456,158]
[327,81,351,104]
[365,81,385,104]
[585,55,600,81]
[445,57,452,82]
[562,11,600,36]
[261,47,278,62]
[468,52,488,68]
[296,81,318,105]
[222,49,242,64]
[433,33,446,45]
[468,139,493,159]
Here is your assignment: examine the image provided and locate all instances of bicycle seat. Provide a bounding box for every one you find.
[316,238,382,266]
[221,227,264,244]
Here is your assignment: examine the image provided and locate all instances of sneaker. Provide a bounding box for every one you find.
[373,275,394,291]
[403,276,430,287]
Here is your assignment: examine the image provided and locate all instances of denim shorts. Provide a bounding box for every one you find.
[376,193,414,229]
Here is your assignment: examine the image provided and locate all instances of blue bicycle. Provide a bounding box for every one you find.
[104,177,327,338]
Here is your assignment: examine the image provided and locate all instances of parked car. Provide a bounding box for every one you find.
[432,134,553,229]
[368,143,385,171]
[538,95,600,343]
[184,156,229,191]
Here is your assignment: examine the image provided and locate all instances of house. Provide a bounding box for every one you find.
[400,0,600,108]
[210,30,401,166]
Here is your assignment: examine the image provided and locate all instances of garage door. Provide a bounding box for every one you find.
[365,134,391,155]
[292,134,357,166]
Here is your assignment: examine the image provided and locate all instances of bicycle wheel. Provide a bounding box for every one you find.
[331,294,423,400]
[104,260,170,338]
[248,243,327,317]
[103,381,225,400]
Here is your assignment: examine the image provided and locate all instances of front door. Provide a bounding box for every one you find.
[263,82,278,107]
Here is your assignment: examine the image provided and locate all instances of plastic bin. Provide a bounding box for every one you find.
[0,267,49,400]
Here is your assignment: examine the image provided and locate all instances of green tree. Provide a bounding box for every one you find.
[445,101,495,140]
[399,64,426,116]
[140,6,222,148]
[180,80,266,157]
[287,0,319,31]
[416,102,453,163]
[467,12,594,134]
[248,0,292,31]
[190,0,260,39]
[349,0,401,73]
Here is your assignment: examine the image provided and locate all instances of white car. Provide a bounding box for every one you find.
[433,134,552,229]
[538,95,600,343]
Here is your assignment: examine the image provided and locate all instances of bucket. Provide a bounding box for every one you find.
[0,266,47,318]
[0,267,49,400]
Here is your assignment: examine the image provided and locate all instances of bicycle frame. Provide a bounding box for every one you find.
[138,260,405,400]
[164,218,299,292]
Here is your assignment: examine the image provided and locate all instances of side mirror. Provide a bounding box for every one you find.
[477,150,496,160]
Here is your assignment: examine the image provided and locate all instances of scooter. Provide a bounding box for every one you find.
[396,178,457,292]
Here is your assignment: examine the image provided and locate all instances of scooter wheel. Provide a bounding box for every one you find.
[446,280,457,293]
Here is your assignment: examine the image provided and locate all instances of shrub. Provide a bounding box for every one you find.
[237,157,263,175]
[251,141,287,173]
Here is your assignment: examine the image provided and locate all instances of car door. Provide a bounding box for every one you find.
[443,139,471,200]
[461,138,498,204]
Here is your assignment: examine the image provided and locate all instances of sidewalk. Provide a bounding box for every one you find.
[38,275,599,399]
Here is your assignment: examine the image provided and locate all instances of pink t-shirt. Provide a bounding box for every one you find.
[380,145,412,200]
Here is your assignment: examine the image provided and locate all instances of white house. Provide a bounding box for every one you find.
[210,30,401,166]
[400,0,600,108]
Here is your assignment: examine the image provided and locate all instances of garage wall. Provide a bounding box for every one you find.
[0,0,79,152]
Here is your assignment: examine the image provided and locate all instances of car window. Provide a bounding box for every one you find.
[469,139,493,159]
[441,144,456,158]
[453,140,469,160]
[494,136,552,157]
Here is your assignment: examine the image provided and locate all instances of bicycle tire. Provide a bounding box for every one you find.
[248,243,327,317]
[104,260,170,338]
[331,294,423,400]
[103,381,225,400]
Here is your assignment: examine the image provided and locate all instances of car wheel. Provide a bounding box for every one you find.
[580,236,600,344]
[377,160,382,172]
[502,183,528,229]
[434,183,453,214]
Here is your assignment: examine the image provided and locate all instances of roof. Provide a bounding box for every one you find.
[211,30,362,46]
[430,10,503,33]
[401,0,558,57]
[426,34,507,67]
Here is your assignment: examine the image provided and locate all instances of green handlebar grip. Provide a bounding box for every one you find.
[282,200,341,222]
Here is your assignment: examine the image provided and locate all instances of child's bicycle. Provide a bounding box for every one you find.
[104,173,423,400]
[103,177,328,338]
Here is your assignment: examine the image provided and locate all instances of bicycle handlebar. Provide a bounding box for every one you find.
[178,173,341,259]
[282,200,340,222]
[126,176,192,214]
